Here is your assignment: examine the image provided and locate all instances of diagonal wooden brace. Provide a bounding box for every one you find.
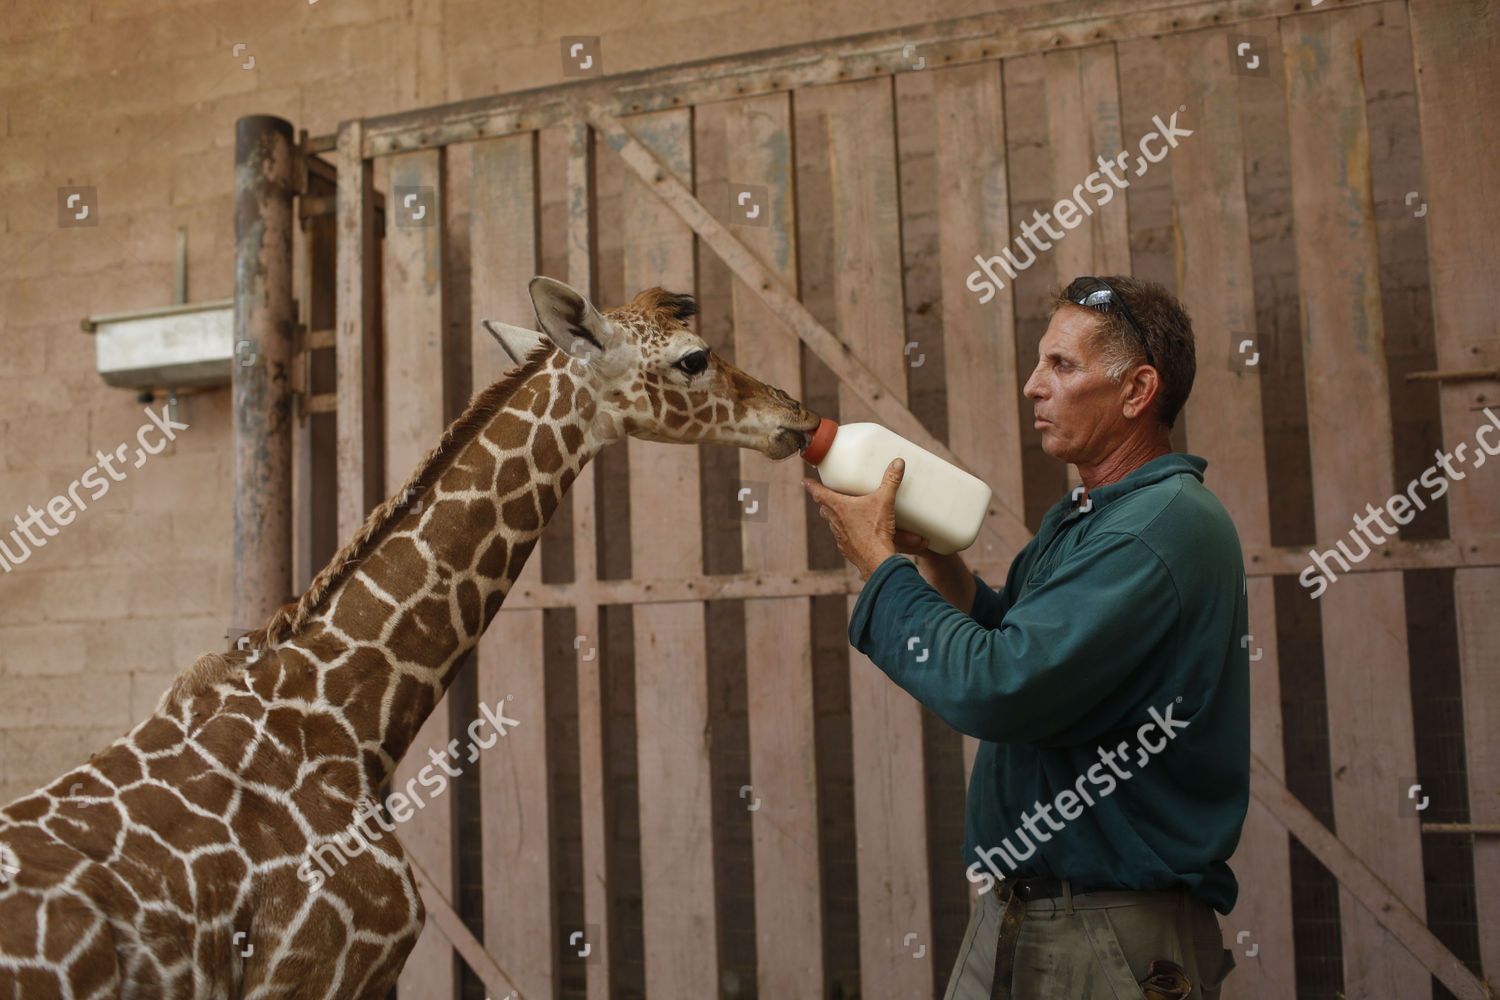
[409,855,532,1000]
[583,104,1033,558]
[1249,755,1494,1000]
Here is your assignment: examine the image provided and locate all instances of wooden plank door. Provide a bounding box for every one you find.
[562,119,613,1000]
[926,55,1028,814]
[717,92,828,996]
[1409,0,1500,984]
[1043,44,1132,498]
[470,131,557,999]
[1160,28,1297,1000]
[621,108,721,998]
[800,74,936,998]
[1042,45,1133,279]
[335,120,383,544]
[383,147,458,999]
[1281,11,1426,997]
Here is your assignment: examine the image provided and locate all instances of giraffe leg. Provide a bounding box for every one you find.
[348,932,420,1000]
[237,927,418,1000]
[344,869,423,1000]
[237,858,424,1000]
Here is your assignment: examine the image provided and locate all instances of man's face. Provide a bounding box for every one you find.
[1023,306,1134,467]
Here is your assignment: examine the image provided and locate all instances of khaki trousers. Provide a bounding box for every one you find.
[942,885,1236,1000]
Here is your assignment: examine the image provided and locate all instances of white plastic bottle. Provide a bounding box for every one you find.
[802,418,992,554]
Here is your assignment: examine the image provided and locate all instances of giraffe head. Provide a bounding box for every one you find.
[483,277,819,459]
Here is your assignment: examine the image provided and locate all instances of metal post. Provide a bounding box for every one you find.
[233,115,296,629]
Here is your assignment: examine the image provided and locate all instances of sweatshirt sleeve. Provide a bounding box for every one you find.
[848,531,1182,746]
[968,573,1006,628]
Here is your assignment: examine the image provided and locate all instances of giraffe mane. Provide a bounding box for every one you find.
[248,346,557,649]
[157,650,241,714]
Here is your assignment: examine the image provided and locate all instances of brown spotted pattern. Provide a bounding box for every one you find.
[0,283,818,999]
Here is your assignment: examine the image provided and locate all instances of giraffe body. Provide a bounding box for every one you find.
[0,278,818,998]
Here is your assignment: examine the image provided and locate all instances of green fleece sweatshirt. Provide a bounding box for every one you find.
[848,453,1250,913]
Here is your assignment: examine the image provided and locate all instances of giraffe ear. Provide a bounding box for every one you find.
[528,276,613,360]
[481,319,551,366]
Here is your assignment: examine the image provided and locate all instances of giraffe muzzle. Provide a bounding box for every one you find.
[767,413,820,460]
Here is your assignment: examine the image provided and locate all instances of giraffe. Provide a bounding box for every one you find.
[0,276,820,999]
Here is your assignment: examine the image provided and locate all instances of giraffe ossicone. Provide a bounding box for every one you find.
[0,276,820,999]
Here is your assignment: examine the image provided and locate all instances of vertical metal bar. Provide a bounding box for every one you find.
[233,115,297,627]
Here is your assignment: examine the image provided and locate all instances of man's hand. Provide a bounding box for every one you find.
[803,458,904,579]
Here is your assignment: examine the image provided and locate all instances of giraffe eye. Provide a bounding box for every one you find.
[675,350,709,376]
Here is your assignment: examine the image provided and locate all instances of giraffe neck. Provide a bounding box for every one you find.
[281,349,604,785]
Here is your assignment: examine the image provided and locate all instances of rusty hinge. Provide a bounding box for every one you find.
[293,325,338,424]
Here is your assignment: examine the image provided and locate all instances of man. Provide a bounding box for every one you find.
[805,276,1247,999]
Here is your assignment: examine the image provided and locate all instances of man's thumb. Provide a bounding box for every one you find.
[885,457,905,487]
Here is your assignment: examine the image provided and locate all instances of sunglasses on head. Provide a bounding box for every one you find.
[1065,276,1156,369]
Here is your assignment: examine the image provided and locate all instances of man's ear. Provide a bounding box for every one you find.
[481,320,552,366]
[1121,364,1161,420]
[529,276,614,360]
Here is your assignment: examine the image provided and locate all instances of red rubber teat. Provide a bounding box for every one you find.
[802,418,838,465]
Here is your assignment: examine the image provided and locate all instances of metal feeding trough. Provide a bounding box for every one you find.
[80,226,236,395]
[81,298,235,392]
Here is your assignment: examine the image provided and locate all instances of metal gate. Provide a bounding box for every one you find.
[232,1,1498,997]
